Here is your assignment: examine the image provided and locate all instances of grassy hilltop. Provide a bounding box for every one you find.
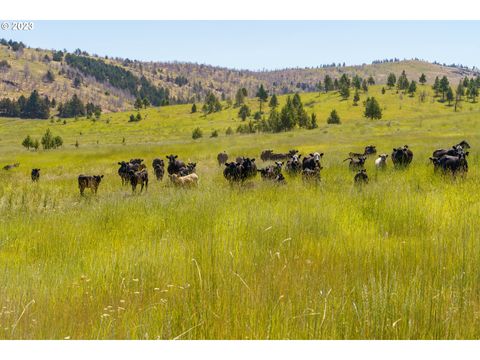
[0,85,480,339]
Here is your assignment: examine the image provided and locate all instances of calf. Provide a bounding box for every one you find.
[169,173,199,187]
[258,161,283,180]
[31,168,40,182]
[344,156,366,171]
[78,175,104,195]
[152,158,165,181]
[302,166,322,182]
[374,154,388,170]
[3,163,20,170]
[178,162,197,176]
[129,169,148,192]
[286,154,302,175]
[354,169,369,184]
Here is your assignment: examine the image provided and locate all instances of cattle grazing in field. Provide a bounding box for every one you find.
[3,163,20,170]
[169,173,199,187]
[375,154,389,170]
[178,162,197,176]
[217,151,228,166]
[166,155,186,175]
[223,157,257,182]
[129,169,149,192]
[354,169,369,184]
[130,158,146,170]
[223,162,242,182]
[302,152,324,171]
[118,161,131,185]
[344,156,366,171]
[31,168,40,182]
[152,158,165,181]
[391,145,413,168]
[286,154,302,175]
[432,145,465,159]
[430,152,469,176]
[78,175,104,195]
[260,149,298,161]
[258,161,283,180]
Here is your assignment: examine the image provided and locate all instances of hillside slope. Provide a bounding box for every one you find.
[1,40,478,112]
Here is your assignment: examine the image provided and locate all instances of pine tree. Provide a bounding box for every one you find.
[22,135,33,150]
[324,75,334,92]
[439,76,450,102]
[238,104,251,121]
[353,90,360,106]
[134,97,143,110]
[408,81,417,97]
[367,76,375,85]
[387,73,396,89]
[446,87,454,105]
[362,79,368,92]
[419,73,427,85]
[269,94,279,109]
[234,88,246,107]
[339,84,350,100]
[327,109,341,124]
[397,70,409,92]
[191,103,197,113]
[364,97,382,120]
[433,76,440,97]
[256,85,268,113]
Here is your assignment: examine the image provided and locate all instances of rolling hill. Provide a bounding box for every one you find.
[1,39,478,113]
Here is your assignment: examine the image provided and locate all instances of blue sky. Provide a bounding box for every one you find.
[3,21,479,70]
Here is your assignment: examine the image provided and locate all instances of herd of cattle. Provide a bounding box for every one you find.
[1,140,471,195]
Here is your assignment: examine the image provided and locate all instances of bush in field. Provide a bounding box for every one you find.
[192,127,203,139]
[327,109,341,124]
[225,127,234,136]
[210,130,219,138]
[41,129,63,150]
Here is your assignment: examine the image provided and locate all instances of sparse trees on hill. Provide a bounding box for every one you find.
[202,92,222,115]
[58,95,85,118]
[362,79,368,92]
[367,76,375,85]
[364,97,382,120]
[41,129,63,150]
[234,88,248,107]
[352,75,362,90]
[43,70,55,83]
[339,84,350,100]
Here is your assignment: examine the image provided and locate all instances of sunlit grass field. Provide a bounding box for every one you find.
[1,86,480,339]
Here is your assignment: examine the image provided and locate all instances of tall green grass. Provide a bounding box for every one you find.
[1,86,480,339]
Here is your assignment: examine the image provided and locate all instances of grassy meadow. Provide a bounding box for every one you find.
[1,85,480,339]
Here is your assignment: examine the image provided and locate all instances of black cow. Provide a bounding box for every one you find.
[302,152,324,171]
[364,145,377,156]
[391,146,413,168]
[129,169,149,192]
[240,158,257,179]
[152,159,165,181]
[343,156,366,171]
[166,155,186,175]
[223,162,242,182]
[31,168,40,182]
[78,175,104,195]
[354,169,369,184]
[437,153,469,176]
[432,145,465,159]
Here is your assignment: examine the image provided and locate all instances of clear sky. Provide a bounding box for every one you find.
[3,21,480,70]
